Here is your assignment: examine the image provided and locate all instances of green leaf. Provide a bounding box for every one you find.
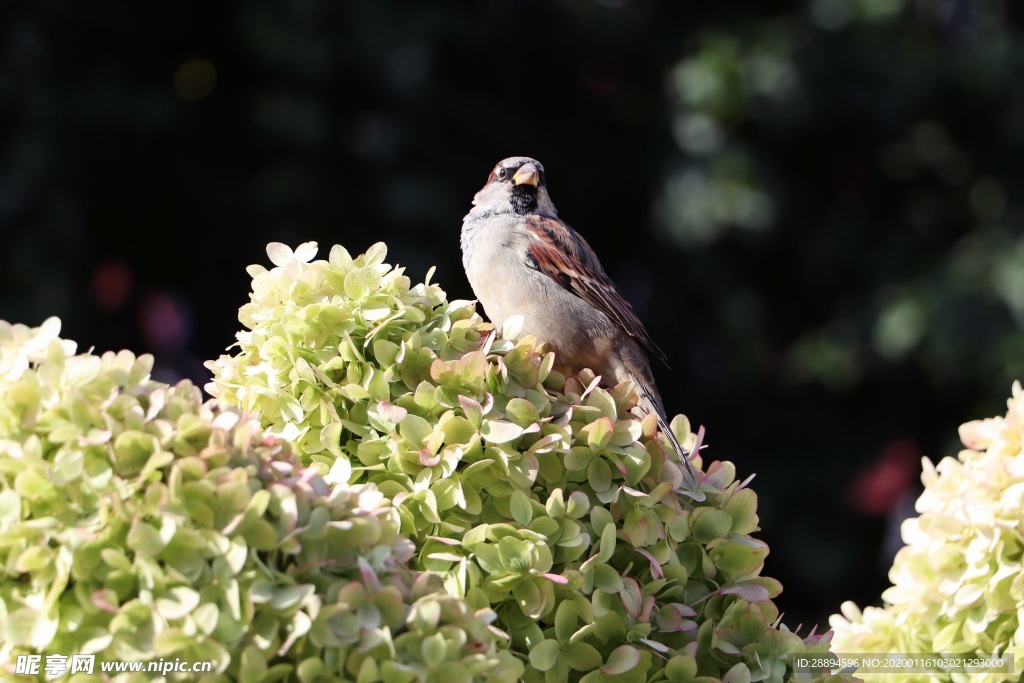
[421,632,447,667]
[620,578,643,618]
[0,489,21,522]
[400,414,434,447]
[356,659,380,683]
[193,603,219,636]
[14,467,51,501]
[690,508,733,544]
[242,518,280,550]
[622,508,649,547]
[513,577,551,619]
[297,658,325,683]
[722,663,752,683]
[362,296,394,322]
[665,655,698,682]
[344,267,382,300]
[611,419,643,447]
[554,599,578,643]
[587,457,613,492]
[14,546,52,572]
[113,431,158,477]
[530,515,560,538]
[602,645,642,675]
[584,387,617,421]
[271,584,314,612]
[598,519,617,562]
[586,417,614,451]
[545,489,566,518]
[154,629,193,655]
[373,338,401,366]
[565,446,595,471]
[497,536,532,571]
[328,243,353,268]
[458,394,484,427]
[155,586,201,620]
[362,241,388,265]
[441,415,476,445]
[480,419,523,444]
[710,540,769,576]
[563,642,603,672]
[593,612,627,642]
[127,520,167,556]
[718,582,770,602]
[239,645,268,683]
[670,414,691,445]
[566,491,590,519]
[457,350,488,379]
[506,397,540,426]
[510,490,534,526]
[474,544,503,574]
[593,563,623,594]
[380,662,418,683]
[529,639,562,672]
[724,488,759,534]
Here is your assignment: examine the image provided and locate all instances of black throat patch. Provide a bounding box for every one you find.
[510,185,539,215]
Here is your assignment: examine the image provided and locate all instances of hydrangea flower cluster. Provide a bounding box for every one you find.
[205,242,854,682]
[830,382,1024,683]
[0,317,521,682]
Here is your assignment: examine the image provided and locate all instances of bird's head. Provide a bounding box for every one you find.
[472,156,558,217]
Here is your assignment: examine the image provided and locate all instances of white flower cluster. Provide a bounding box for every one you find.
[831,381,1024,683]
[0,317,78,381]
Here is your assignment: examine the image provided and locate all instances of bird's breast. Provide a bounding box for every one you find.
[461,216,629,380]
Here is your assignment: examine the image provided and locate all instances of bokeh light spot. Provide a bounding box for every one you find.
[861,0,905,21]
[89,260,134,312]
[173,58,217,100]
[873,296,925,359]
[911,121,951,164]
[969,177,1007,222]
[137,292,191,353]
[811,0,854,31]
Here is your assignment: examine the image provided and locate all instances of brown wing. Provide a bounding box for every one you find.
[524,214,668,365]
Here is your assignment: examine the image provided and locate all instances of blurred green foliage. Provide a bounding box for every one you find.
[2,0,1023,628]
[659,0,1024,395]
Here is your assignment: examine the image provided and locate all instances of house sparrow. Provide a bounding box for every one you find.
[461,156,696,481]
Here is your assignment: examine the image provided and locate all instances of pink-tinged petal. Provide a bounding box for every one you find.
[358,557,381,591]
[92,589,119,614]
[636,548,664,580]
[539,572,569,584]
[426,535,461,545]
[717,582,770,602]
[621,578,643,617]
[377,400,408,423]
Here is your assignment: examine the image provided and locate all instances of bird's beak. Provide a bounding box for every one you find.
[513,164,540,187]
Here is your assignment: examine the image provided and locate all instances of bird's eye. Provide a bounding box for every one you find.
[496,168,510,181]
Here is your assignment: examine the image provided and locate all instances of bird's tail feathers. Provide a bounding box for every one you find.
[632,376,698,484]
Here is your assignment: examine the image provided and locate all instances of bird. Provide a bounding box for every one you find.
[460,156,696,482]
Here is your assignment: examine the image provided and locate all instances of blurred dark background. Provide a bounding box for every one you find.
[3,0,1023,630]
